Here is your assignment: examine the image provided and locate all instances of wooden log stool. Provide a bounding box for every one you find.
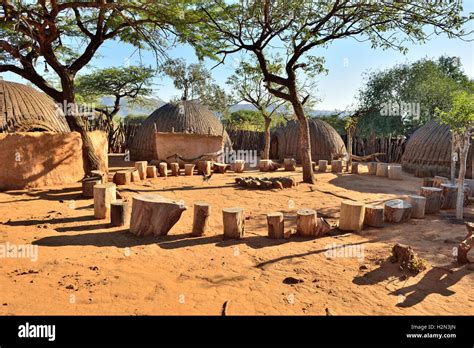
[388,165,402,180]
[146,165,157,178]
[113,170,131,185]
[82,177,102,197]
[130,169,141,182]
[129,194,186,236]
[134,161,148,180]
[384,199,412,223]
[93,183,117,219]
[440,183,458,210]
[376,163,388,177]
[222,207,245,240]
[407,195,426,219]
[198,161,212,176]
[433,176,449,188]
[318,160,328,172]
[296,209,317,237]
[331,160,343,174]
[420,186,442,214]
[158,163,168,177]
[231,160,245,173]
[170,163,180,176]
[284,158,296,171]
[364,205,384,228]
[367,162,377,175]
[339,201,365,232]
[267,212,285,239]
[110,200,131,227]
[351,162,359,174]
[422,177,434,187]
[184,164,195,176]
[213,162,229,174]
[192,201,211,237]
[91,170,106,183]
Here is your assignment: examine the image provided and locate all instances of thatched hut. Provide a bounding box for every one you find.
[0,80,69,132]
[270,119,347,162]
[130,100,231,163]
[401,120,473,178]
[0,80,107,190]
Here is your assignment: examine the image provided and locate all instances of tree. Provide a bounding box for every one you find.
[202,0,471,183]
[160,58,233,116]
[436,91,474,220]
[76,65,154,150]
[0,1,207,174]
[227,59,288,159]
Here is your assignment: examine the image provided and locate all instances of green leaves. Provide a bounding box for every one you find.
[436,90,474,135]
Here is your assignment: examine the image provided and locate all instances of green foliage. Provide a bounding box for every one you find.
[436,91,474,135]
[123,114,148,125]
[223,109,287,131]
[315,115,346,135]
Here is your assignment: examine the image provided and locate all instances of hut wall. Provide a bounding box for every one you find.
[0,131,107,190]
[155,132,224,164]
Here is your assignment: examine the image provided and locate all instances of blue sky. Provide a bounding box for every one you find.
[2,2,473,111]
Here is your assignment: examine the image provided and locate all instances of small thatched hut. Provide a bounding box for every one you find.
[401,120,473,178]
[0,80,69,132]
[130,100,231,163]
[270,119,347,162]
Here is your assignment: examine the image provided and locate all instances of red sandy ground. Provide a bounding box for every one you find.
[0,155,472,315]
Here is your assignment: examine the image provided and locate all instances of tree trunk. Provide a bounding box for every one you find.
[450,137,456,185]
[456,134,469,220]
[262,116,271,160]
[346,128,353,172]
[292,101,314,184]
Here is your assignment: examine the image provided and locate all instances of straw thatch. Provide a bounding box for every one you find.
[130,100,231,161]
[270,119,347,162]
[0,80,69,133]
[401,120,472,178]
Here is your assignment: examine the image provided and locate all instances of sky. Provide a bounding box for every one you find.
[1,1,473,111]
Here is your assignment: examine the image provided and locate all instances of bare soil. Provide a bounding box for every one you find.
[0,155,472,315]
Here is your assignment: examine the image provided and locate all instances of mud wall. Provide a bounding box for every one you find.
[0,131,108,190]
[155,132,224,164]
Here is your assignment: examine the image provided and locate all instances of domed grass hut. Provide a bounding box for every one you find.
[270,119,347,162]
[0,80,107,190]
[130,100,231,163]
[401,120,473,178]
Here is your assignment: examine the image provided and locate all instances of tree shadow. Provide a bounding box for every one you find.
[4,215,96,227]
[353,259,404,286]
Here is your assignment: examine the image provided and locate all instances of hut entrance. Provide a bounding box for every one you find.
[270,134,279,160]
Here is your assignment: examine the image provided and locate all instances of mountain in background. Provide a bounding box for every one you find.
[101,96,165,117]
[229,103,349,117]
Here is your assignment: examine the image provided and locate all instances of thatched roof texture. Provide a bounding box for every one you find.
[271,119,347,162]
[401,120,472,178]
[130,100,231,161]
[0,80,69,133]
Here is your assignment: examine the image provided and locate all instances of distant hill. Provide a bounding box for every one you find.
[229,103,349,117]
[100,96,165,117]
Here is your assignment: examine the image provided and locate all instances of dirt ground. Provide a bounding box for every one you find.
[0,154,473,315]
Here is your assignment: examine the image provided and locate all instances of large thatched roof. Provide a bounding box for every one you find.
[0,80,69,132]
[270,118,347,162]
[130,100,231,160]
[401,120,472,178]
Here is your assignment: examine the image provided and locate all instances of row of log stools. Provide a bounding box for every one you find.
[313,160,403,179]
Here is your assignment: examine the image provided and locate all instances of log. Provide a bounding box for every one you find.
[351,162,359,174]
[146,165,157,178]
[316,217,331,235]
[170,163,180,176]
[110,200,130,227]
[197,161,212,176]
[113,170,131,185]
[231,160,245,173]
[93,183,117,219]
[284,158,296,171]
[388,165,402,180]
[407,195,426,219]
[296,209,318,236]
[260,159,279,172]
[134,161,148,180]
[90,170,106,183]
[213,162,229,174]
[331,160,343,174]
[367,162,377,175]
[318,160,328,172]
[457,222,473,264]
[82,177,101,197]
[130,169,141,182]
[158,163,168,177]
[376,163,388,177]
[184,164,195,176]
[192,201,211,237]
[222,207,245,240]
[384,199,412,223]
[129,194,186,236]
[433,175,449,188]
[364,205,384,228]
[422,177,434,187]
[267,212,285,239]
[339,201,365,232]
[440,183,458,210]
[390,243,427,275]
[420,187,442,214]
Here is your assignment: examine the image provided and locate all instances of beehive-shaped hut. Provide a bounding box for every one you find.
[401,120,473,178]
[0,80,69,132]
[130,100,231,163]
[270,119,347,162]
